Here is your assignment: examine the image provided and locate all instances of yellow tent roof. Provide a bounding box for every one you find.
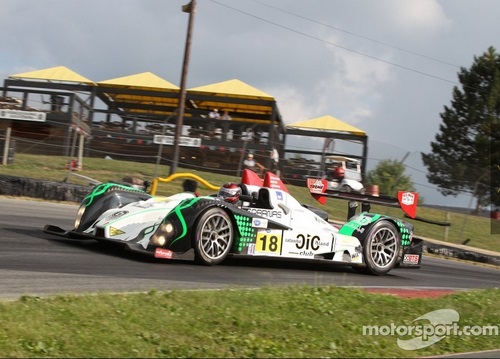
[188,79,274,99]
[287,115,366,136]
[187,79,275,115]
[97,72,180,115]
[97,72,179,91]
[9,66,95,85]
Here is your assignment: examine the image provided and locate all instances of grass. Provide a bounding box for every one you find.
[2,154,500,253]
[0,287,498,358]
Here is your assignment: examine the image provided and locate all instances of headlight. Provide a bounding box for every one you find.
[160,222,174,234]
[74,205,86,229]
[152,235,166,247]
[150,220,175,247]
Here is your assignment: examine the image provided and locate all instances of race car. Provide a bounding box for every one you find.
[44,169,423,275]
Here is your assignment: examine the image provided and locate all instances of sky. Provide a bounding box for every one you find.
[1,0,499,208]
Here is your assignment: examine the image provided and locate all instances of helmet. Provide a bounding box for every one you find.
[218,182,242,203]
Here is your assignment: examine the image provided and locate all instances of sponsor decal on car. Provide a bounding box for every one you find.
[282,232,333,257]
[109,226,125,236]
[155,248,173,259]
[252,218,268,228]
[403,254,420,264]
[255,230,283,255]
[248,208,282,219]
[103,210,129,224]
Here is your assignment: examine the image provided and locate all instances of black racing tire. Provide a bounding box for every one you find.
[193,207,234,266]
[340,185,352,192]
[362,220,401,275]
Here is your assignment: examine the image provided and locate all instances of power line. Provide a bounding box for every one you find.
[251,0,461,69]
[209,0,461,87]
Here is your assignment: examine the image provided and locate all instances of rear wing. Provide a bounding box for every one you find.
[306,178,418,220]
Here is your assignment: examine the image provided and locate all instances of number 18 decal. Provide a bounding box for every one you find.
[255,231,282,254]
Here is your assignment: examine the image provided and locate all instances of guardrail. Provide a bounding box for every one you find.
[149,172,220,195]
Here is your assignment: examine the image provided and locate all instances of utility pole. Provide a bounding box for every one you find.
[170,0,196,175]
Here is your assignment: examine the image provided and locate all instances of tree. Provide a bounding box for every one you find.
[422,46,500,212]
[366,159,416,197]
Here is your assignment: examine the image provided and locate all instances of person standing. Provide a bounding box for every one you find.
[221,110,232,121]
[220,110,232,140]
[243,153,256,170]
[271,148,280,174]
[209,109,220,119]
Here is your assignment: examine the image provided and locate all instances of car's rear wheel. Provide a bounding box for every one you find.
[194,207,234,265]
[362,220,400,275]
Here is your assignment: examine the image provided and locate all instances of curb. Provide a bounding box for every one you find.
[421,236,500,266]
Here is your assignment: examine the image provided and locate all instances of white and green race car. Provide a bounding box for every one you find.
[44,170,422,275]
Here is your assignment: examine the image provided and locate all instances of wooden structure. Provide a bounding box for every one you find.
[1,66,368,182]
[0,67,287,175]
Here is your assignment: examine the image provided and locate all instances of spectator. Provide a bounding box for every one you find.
[243,153,256,170]
[209,109,220,119]
[220,110,232,140]
[271,148,280,173]
[221,110,232,121]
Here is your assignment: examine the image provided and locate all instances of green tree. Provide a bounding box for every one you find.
[421,46,500,212]
[366,159,416,197]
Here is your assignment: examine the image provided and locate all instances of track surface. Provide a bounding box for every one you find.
[0,198,498,300]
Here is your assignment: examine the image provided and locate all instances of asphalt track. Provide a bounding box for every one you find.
[0,198,498,300]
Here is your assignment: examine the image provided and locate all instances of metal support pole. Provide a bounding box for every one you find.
[2,127,11,166]
[78,133,84,170]
[170,0,196,176]
[153,111,177,179]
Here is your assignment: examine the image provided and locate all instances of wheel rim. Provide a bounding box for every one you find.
[368,227,397,268]
[199,212,233,260]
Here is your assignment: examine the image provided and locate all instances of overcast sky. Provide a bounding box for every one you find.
[1,0,499,207]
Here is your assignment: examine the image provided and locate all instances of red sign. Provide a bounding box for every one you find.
[306,178,328,205]
[398,191,418,219]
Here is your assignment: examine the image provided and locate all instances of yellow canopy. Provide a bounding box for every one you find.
[97,72,179,90]
[189,79,273,99]
[97,72,180,115]
[9,66,95,85]
[287,115,366,136]
[188,79,276,115]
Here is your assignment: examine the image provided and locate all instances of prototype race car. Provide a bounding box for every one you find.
[44,170,423,275]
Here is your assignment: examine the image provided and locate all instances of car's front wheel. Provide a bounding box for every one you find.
[194,208,234,265]
[340,185,352,192]
[362,220,400,275]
